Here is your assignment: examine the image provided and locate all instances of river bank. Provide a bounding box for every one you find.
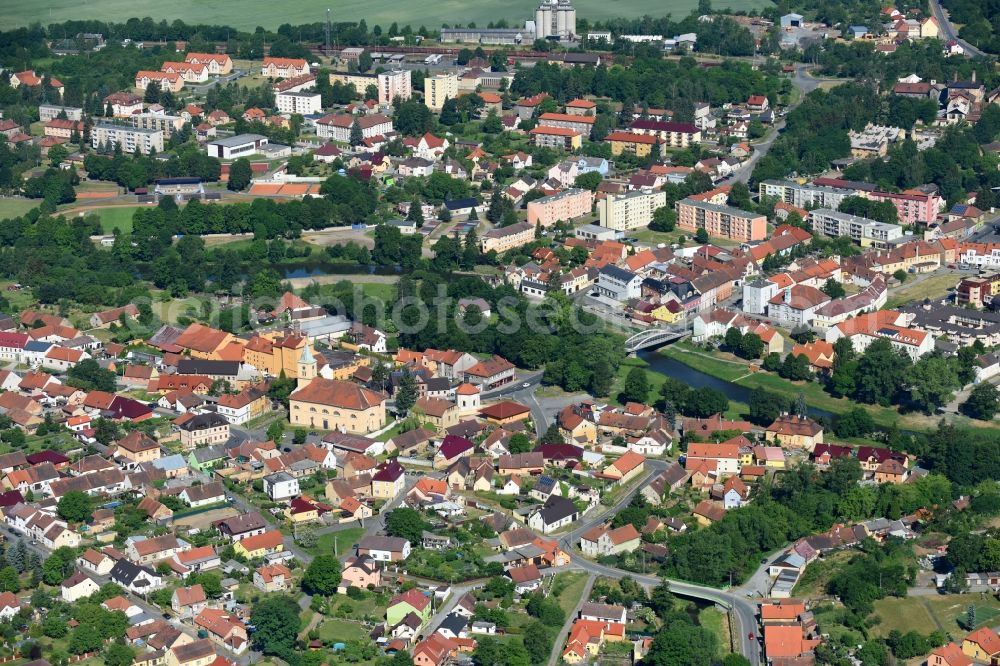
[643,341,1000,434]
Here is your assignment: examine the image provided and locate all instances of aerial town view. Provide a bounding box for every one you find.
[3,0,1000,665]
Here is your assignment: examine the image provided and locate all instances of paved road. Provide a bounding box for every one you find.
[929,0,986,57]
[729,64,837,186]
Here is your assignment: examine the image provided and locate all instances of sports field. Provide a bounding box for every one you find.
[5,0,771,32]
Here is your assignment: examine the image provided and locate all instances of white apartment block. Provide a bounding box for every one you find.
[276,91,323,116]
[92,124,164,155]
[598,189,667,231]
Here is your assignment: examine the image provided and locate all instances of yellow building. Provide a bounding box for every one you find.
[288,356,387,434]
[962,628,1000,663]
[424,73,458,111]
[244,332,311,379]
[116,431,161,464]
[605,131,657,158]
[648,303,683,324]
[233,530,284,559]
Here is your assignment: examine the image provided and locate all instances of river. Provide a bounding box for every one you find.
[638,348,835,420]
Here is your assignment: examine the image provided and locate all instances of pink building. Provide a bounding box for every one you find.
[675,198,767,242]
[377,70,412,105]
[870,189,941,225]
[340,555,381,590]
[527,188,594,227]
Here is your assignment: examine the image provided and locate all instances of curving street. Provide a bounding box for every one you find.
[929,0,986,57]
[550,460,763,664]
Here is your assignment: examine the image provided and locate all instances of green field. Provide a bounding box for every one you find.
[89,206,138,234]
[0,198,39,220]
[5,0,771,31]
[871,595,1000,637]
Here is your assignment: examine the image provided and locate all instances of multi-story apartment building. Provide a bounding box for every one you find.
[529,126,582,150]
[627,119,701,147]
[870,189,940,225]
[527,188,593,227]
[808,208,903,248]
[378,69,412,104]
[134,71,183,93]
[92,124,164,154]
[480,222,535,254]
[184,53,233,75]
[315,113,393,143]
[423,74,458,111]
[132,114,185,137]
[598,189,667,231]
[262,57,309,79]
[675,198,767,242]
[537,112,596,136]
[275,91,322,115]
[160,61,208,83]
[758,179,855,210]
[38,105,83,122]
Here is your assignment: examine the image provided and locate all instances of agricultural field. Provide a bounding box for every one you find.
[5,0,771,32]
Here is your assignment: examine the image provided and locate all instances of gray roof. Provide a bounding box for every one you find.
[208,133,267,147]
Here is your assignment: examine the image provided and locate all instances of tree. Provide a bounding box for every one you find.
[250,596,302,660]
[574,171,602,191]
[650,206,676,231]
[893,269,908,283]
[963,382,1000,420]
[620,367,650,405]
[302,555,342,596]
[395,372,418,414]
[406,199,424,226]
[104,643,136,666]
[266,420,284,443]
[473,637,531,666]
[385,507,428,544]
[227,158,252,191]
[821,279,845,299]
[967,604,977,630]
[523,622,551,664]
[508,432,532,453]
[143,80,161,104]
[68,625,103,654]
[724,327,743,351]
[440,98,460,125]
[349,119,364,146]
[67,359,116,392]
[695,228,709,244]
[57,491,92,523]
[906,355,959,413]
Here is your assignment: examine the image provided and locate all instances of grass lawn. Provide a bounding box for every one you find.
[150,295,205,324]
[8,0,770,31]
[359,282,396,303]
[0,198,39,220]
[551,571,589,617]
[871,594,1000,637]
[80,205,139,233]
[316,618,369,643]
[885,273,959,309]
[698,607,730,657]
[304,527,366,558]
